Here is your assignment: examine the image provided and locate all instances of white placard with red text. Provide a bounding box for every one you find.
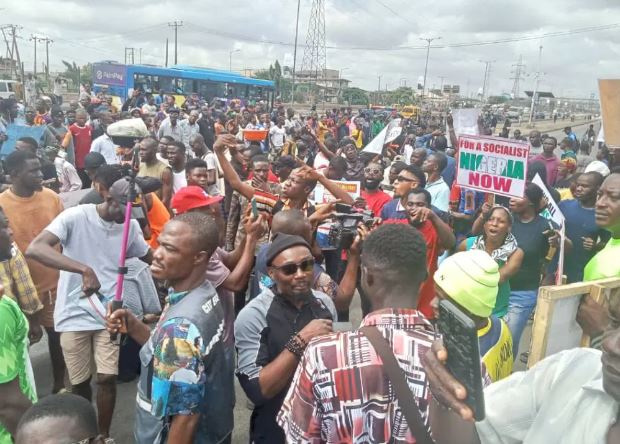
[456,134,530,198]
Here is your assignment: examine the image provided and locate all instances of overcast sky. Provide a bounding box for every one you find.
[6,0,620,98]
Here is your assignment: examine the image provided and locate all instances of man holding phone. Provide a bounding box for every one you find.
[426,293,620,444]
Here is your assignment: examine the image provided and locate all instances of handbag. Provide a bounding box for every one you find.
[360,325,435,444]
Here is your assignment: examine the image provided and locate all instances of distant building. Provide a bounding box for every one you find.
[284,67,351,103]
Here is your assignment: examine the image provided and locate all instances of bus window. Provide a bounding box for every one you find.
[178,78,194,95]
[249,86,270,102]
[196,80,225,102]
[133,73,155,92]
[158,76,175,94]
[228,83,247,100]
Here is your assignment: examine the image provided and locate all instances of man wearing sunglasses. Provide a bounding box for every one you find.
[359,161,392,217]
[235,233,337,444]
[380,164,427,221]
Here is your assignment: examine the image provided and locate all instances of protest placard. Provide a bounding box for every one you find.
[528,278,620,368]
[456,134,530,198]
[598,79,620,148]
[451,108,480,136]
[313,180,360,203]
[1,124,46,158]
[532,173,566,285]
[362,118,401,155]
[532,173,564,227]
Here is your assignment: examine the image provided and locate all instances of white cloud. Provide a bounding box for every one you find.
[5,0,620,98]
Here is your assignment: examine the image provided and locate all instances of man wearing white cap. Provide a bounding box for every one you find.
[431,249,513,382]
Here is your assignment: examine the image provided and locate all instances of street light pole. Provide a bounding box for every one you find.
[338,67,349,103]
[291,0,301,105]
[528,45,544,125]
[229,49,240,72]
[420,36,441,100]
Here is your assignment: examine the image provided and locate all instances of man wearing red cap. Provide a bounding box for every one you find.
[172,185,265,344]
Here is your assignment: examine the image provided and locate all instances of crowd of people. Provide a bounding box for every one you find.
[0,85,619,444]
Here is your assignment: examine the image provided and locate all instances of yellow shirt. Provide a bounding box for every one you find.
[478,317,513,382]
[318,122,329,143]
[351,128,363,149]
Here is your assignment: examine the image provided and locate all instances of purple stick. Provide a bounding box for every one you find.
[113,199,133,302]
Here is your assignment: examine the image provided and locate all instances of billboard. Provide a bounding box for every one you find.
[93,63,127,87]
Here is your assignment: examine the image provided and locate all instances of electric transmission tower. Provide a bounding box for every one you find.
[479,59,495,102]
[510,55,526,99]
[300,0,326,100]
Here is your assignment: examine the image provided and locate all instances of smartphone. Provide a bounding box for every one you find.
[437,299,485,421]
[250,198,259,219]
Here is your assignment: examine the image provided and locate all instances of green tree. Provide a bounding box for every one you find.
[342,87,369,106]
[254,60,297,101]
[61,61,92,88]
[387,87,415,106]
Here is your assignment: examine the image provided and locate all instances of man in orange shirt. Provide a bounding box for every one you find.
[0,150,66,393]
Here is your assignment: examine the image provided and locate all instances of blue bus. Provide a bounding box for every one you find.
[92,62,275,106]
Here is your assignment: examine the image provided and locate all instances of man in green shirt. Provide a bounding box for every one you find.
[0,294,36,444]
[578,172,620,347]
[0,203,37,443]
[584,172,620,280]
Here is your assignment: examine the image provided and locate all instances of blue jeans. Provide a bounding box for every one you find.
[504,289,538,359]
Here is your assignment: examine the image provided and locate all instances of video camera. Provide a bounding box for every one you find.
[327,204,374,249]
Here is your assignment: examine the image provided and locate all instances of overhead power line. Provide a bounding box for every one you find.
[373,0,416,27]
[186,21,620,52]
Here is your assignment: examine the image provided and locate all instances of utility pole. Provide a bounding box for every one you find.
[228,49,240,72]
[377,75,382,105]
[420,36,441,100]
[291,0,301,105]
[438,76,446,93]
[528,45,544,125]
[1,25,24,81]
[125,47,135,65]
[165,38,169,67]
[168,21,183,65]
[42,38,52,83]
[479,59,495,102]
[30,35,45,78]
[510,54,525,99]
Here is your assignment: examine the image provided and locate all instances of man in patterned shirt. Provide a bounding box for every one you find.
[107,212,233,444]
[278,223,435,443]
[0,208,43,342]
